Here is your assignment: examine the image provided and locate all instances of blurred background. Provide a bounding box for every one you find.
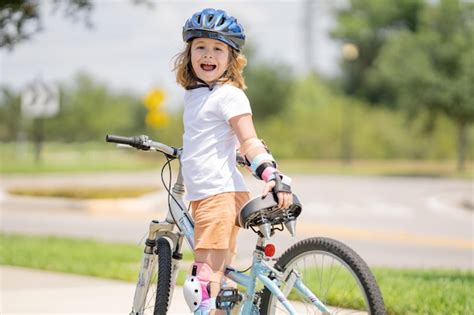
[1,1,473,314]
[1,0,473,175]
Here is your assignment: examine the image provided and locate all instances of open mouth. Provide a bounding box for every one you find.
[201,64,217,71]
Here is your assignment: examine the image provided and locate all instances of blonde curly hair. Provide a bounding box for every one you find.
[173,41,247,90]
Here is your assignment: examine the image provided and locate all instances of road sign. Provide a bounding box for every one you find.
[21,80,59,118]
[143,89,165,110]
[143,88,168,128]
[146,110,169,128]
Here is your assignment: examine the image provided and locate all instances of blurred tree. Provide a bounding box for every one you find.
[331,0,425,101]
[0,73,159,143]
[259,73,473,161]
[368,0,474,171]
[331,0,425,165]
[48,73,142,142]
[0,0,93,50]
[0,0,150,50]
[1,72,469,161]
[0,87,22,140]
[244,62,293,121]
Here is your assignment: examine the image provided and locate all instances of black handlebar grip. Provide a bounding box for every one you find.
[105,134,135,145]
[106,134,151,150]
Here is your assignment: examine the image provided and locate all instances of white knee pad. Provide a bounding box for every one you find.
[183,275,203,312]
[183,263,214,312]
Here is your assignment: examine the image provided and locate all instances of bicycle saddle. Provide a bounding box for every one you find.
[239,193,302,238]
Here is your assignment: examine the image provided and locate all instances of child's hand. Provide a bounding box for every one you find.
[262,178,293,209]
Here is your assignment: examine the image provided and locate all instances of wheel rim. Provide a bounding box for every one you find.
[267,250,371,315]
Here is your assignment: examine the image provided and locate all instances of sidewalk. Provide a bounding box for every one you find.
[0,266,190,314]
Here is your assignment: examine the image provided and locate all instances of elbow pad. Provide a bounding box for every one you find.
[239,138,278,179]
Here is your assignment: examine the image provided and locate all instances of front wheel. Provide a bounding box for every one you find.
[259,237,385,315]
[142,237,173,314]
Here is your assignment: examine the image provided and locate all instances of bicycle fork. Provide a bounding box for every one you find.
[131,252,157,314]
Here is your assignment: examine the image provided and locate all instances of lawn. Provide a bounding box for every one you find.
[0,142,163,174]
[7,186,159,199]
[1,142,472,178]
[1,233,471,314]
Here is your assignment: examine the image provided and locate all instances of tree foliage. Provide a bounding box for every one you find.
[0,73,145,142]
[0,0,151,50]
[0,0,93,50]
[0,71,472,163]
[0,87,21,139]
[368,0,474,170]
[257,74,473,161]
[49,73,144,142]
[331,0,425,100]
[244,62,293,121]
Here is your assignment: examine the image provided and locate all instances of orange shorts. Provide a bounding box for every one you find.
[191,192,250,252]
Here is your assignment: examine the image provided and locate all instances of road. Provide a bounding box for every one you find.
[1,171,473,269]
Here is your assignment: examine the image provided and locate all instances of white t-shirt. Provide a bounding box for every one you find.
[181,84,252,201]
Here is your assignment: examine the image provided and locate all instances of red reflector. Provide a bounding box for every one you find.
[264,244,276,257]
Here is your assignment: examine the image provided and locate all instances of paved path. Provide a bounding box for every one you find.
[1,266,190,314]
[1,172,472,269]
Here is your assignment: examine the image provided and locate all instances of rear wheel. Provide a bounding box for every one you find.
[259,237,385,315]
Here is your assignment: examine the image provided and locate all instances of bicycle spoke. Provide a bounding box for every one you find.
[337,274,361,312]
[141,261,166,315]
[323,256,336,303]
[328,257,344,307]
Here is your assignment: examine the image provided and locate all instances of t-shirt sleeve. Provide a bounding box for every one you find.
[220,86,252,121]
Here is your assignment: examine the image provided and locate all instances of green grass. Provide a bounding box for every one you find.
[0,233,144,281]
[0,233,193,282]
[1,233,472,314]
[7,186,159,199]
[1,142,472,178]
[0,142,163,174]
[374,268,473,315]
[278,159,474,178]
[285,266,473,315]
[286,266,371,311]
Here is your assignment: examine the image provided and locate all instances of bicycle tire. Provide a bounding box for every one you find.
[154,237,173,314]
[141,237,173,315]
[259,237,386,315]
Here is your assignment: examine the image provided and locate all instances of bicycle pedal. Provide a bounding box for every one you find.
[216,287,242,310]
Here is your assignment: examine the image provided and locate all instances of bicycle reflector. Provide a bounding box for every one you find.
[264,244,276,257]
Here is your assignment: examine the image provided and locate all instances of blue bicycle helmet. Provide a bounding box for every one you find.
[182,8,245,51]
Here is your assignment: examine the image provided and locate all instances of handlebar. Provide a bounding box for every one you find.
[106,134,179,158]
[106,135,149,149]
[106,134,247,165]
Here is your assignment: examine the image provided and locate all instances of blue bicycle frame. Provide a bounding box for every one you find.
[224,237,298,314]
[223,237,331,315]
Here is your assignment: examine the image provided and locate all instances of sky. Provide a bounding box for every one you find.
[0,0,344,109]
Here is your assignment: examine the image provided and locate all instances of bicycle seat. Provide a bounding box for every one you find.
[239,193,302,237]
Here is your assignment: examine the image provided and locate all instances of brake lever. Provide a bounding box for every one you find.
[116,144,133,149]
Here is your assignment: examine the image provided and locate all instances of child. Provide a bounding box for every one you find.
[174,8,293,314]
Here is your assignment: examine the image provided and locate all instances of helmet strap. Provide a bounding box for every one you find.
[186,67,230,91]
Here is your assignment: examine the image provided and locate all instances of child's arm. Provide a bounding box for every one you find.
[230,114,293,209]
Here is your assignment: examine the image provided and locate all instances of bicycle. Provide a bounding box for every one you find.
[106,134,386,315]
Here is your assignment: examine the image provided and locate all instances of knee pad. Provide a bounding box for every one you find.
[183,262,220,312]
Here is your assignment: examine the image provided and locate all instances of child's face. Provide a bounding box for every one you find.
[190,38,230,85]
